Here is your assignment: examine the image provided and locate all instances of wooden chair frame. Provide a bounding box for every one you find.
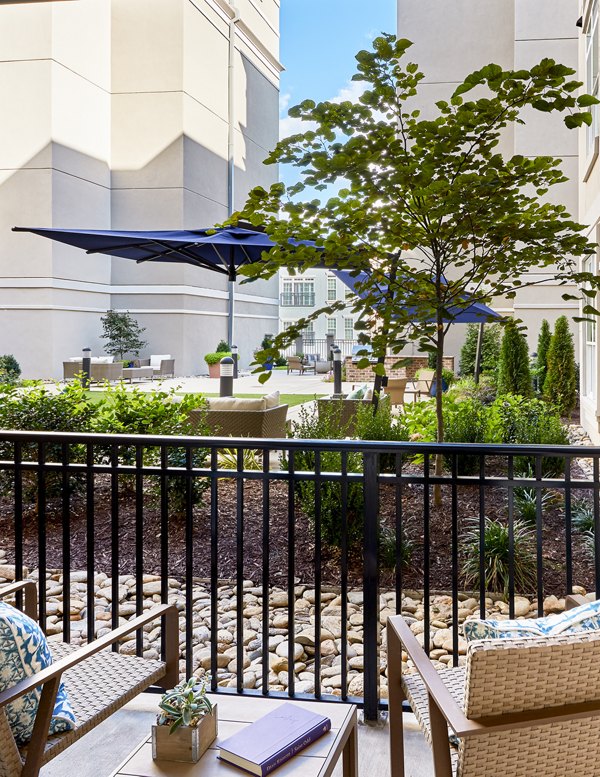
[0,580,178,777]
[388,594,594,777]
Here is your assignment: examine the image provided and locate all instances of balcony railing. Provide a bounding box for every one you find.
[280,292,316,307]
[0,430,598,721]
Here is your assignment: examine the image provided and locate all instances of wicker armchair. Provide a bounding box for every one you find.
[0,580,178,777]
[189,404,288,438]
[387,594,600,777]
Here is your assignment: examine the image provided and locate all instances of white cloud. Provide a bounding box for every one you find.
[279,79,365,139]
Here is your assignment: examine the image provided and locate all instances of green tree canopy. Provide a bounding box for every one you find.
[497,318,533,397]
[545,315,578,416]
[234,35,599,442]
[100,310,147,361]
[536,319,552,393]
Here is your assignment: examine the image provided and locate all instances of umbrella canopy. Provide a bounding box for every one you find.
[333,270,501,323]
[12,225,290,280]
[13,224,320,347]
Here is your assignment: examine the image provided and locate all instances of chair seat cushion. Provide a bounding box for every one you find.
[0,603,76,745]
[208,397,266,411]
[463,597,600,641]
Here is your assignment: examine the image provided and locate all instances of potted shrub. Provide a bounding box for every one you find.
[204,351,231,378]
[152,676,217,763]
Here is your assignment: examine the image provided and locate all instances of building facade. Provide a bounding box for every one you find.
[0,0,281,378]
[397,0,581,365]
[579,0,600,442]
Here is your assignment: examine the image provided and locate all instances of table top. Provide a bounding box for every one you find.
[111,695,356,777]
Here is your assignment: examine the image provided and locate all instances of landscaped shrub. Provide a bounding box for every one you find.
[572,497,595,534]
[497,319,533,397]
[536,319,551,394]
[288,403,364,547]
[92,385,209,514]
[486,395,568,476]
[0,355,21,385]
[449,375,497,405]
[459,323,501,378]
[461,516,537,597]
[215,340,230,353]
[353,400,408,472]
[544,315,578,417]
[0,382,99,501]
[378,525,414,571]
[401,398,437,442]
[442,396,487,475]
[512,486,559,527]
[204,352,232,366]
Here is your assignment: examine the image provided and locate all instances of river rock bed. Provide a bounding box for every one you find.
[0,548,589,699]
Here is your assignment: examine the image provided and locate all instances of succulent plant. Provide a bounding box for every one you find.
[157,676,213,734]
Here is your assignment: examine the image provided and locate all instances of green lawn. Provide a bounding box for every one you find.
[85,390,321,408]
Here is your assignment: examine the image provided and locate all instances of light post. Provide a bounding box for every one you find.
[82,347,91,389]
[231,344,238,379]
[332,347,343,398]
[220,355,234,397]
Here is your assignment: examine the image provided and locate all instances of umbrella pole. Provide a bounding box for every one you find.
[228,279,235,347]
[474,322,485,384]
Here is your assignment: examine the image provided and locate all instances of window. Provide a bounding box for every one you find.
[586,0,599,152]
[344,317,354,340]
[327,276,337,301]
[327,317,337,336]
[584,256,597,397]
[302,321,315,343]
[282,277,315,306]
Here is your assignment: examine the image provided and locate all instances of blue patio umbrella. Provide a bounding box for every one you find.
[13,224,319,346]
[334,270,502,382]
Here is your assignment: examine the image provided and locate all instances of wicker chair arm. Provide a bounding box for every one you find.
[0,603,178,709]
[0,580,37,620]
[388,616,472,737]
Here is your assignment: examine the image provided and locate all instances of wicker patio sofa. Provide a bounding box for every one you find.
[189,394,288,438]
[387,593,600,777]
[62,359,123,382]
[0,580,178,777]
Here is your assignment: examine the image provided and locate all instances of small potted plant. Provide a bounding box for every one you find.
[204,351,231,378]
[152,676,217,763]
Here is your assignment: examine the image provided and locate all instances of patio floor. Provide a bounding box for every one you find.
[39,695,433,777]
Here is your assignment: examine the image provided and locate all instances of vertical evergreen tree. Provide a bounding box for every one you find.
[544,315,577,416]
[459,323,502,377]
[497,319,533,397]
[536,319,552,393]
[100,310,147,361]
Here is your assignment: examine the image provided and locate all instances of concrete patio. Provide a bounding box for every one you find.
[40,695,433,777]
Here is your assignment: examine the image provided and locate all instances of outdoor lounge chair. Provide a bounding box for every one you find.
[384,378,407,406]
[0,580,178,777]
[286,355,315,375]
[387,594,600,777]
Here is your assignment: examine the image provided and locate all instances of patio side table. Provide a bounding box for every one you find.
[110,695,357,777]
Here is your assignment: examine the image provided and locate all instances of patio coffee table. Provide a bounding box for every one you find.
[123,366,154,383]
[110,694,357,777]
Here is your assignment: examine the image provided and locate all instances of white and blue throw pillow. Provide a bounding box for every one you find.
[0,601,76,745]
[464,597,600,642]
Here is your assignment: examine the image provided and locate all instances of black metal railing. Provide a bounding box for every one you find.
[280,292,316,307]
[280,339,357,359]
[0,430,599,720]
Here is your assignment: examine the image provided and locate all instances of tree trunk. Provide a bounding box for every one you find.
[434,328,445,506]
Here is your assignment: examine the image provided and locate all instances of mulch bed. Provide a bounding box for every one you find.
[0,456,594,597]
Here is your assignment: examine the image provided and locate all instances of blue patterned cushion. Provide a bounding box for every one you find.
[0,602,76,745]
[464,598,600,642]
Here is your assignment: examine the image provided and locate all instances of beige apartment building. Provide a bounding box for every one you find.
[580,0,600,442]
[397,0,581,366]
[0,0,281,378]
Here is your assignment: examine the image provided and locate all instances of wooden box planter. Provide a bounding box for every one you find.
[152,705,218,763]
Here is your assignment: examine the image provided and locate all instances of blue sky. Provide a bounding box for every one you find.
[278,0,396,187]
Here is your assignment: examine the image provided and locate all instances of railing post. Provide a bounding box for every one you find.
[363,450,380,723]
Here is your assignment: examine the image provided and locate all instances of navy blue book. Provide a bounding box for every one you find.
[218,702,332,775]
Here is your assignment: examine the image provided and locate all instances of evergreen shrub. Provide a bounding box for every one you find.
[497,319,532,397]
[544,315,578,417]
